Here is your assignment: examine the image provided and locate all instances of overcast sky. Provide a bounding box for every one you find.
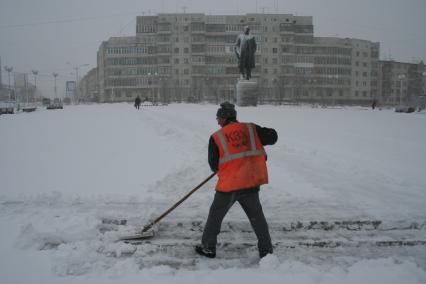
[1,0,425,98]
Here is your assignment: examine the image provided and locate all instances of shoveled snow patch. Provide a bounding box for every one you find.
[15,223,68,250]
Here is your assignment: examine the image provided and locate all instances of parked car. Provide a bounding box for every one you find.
[22,106,37,112]
[395,106,416,113]
[42,98,51,106]
[47,102,63,110]
[0,101,15,114]
[47,98,64,110]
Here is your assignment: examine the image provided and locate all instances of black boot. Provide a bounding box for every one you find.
[195,245,216,258]
[259,248,273,258]
[259,246,273,258]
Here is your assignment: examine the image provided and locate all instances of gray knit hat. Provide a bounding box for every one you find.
[216,102,237,119]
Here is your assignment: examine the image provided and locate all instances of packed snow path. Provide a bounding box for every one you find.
[1,104,426,280]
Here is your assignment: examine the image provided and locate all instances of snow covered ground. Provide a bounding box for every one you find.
[0,103,425,283]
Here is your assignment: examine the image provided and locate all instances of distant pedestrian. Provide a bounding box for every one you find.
[371,99,377,110]
[135,96,141,109]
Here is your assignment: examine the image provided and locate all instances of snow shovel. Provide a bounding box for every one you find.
[118,172,216,242]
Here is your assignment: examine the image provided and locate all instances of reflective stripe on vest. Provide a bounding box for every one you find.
[216,123,266,165]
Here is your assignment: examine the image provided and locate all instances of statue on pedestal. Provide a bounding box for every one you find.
[234,26,257,80]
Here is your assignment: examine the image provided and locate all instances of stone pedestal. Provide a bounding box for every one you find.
[236,79,258,106]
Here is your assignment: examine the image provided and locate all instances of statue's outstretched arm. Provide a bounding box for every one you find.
[234,37,241,60]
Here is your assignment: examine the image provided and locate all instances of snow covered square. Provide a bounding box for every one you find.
[0,103,425,283]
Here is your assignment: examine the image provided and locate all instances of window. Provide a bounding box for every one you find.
[272,48,278,54]
[191,22,205,31]
[192,45,205,53]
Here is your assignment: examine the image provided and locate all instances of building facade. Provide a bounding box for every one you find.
[92,12,425,106]
[78,67,99,102]
[379,60,425,106]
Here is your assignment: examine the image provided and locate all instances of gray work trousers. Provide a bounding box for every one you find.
[201,188,273,253]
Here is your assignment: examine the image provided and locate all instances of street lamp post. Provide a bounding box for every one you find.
[422,71,426,96]
[154,72,158,103]
[398,74,406,106]
[4,66,13,100]
[147,72,158,103]
[32,70,38,102]
[420,72,426,111]
[147,72,152,102]
[157,75,162,104]
[327,74,339,106]
[67,62,89,103]
[52,72,59,98]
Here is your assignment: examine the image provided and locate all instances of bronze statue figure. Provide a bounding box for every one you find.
[234,26,257,80]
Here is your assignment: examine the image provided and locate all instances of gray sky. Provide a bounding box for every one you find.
[1,0,425,98]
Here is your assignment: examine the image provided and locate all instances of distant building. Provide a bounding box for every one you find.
[96,13,320,104]
[379,60,425,106]
[350,39,380,104]
[94,13,422,106]
[78,68,99,102]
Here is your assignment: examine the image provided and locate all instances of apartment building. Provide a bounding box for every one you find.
[379,60,425,106]
[350,39,380,104]
[95,13,383,105]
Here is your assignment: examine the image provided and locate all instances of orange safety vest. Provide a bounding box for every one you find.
[212,122,268,192]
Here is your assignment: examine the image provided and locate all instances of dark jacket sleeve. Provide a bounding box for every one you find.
[208,136,219,172]
[255,125,278,146]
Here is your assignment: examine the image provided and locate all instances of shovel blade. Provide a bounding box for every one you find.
[117,229,155,243]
